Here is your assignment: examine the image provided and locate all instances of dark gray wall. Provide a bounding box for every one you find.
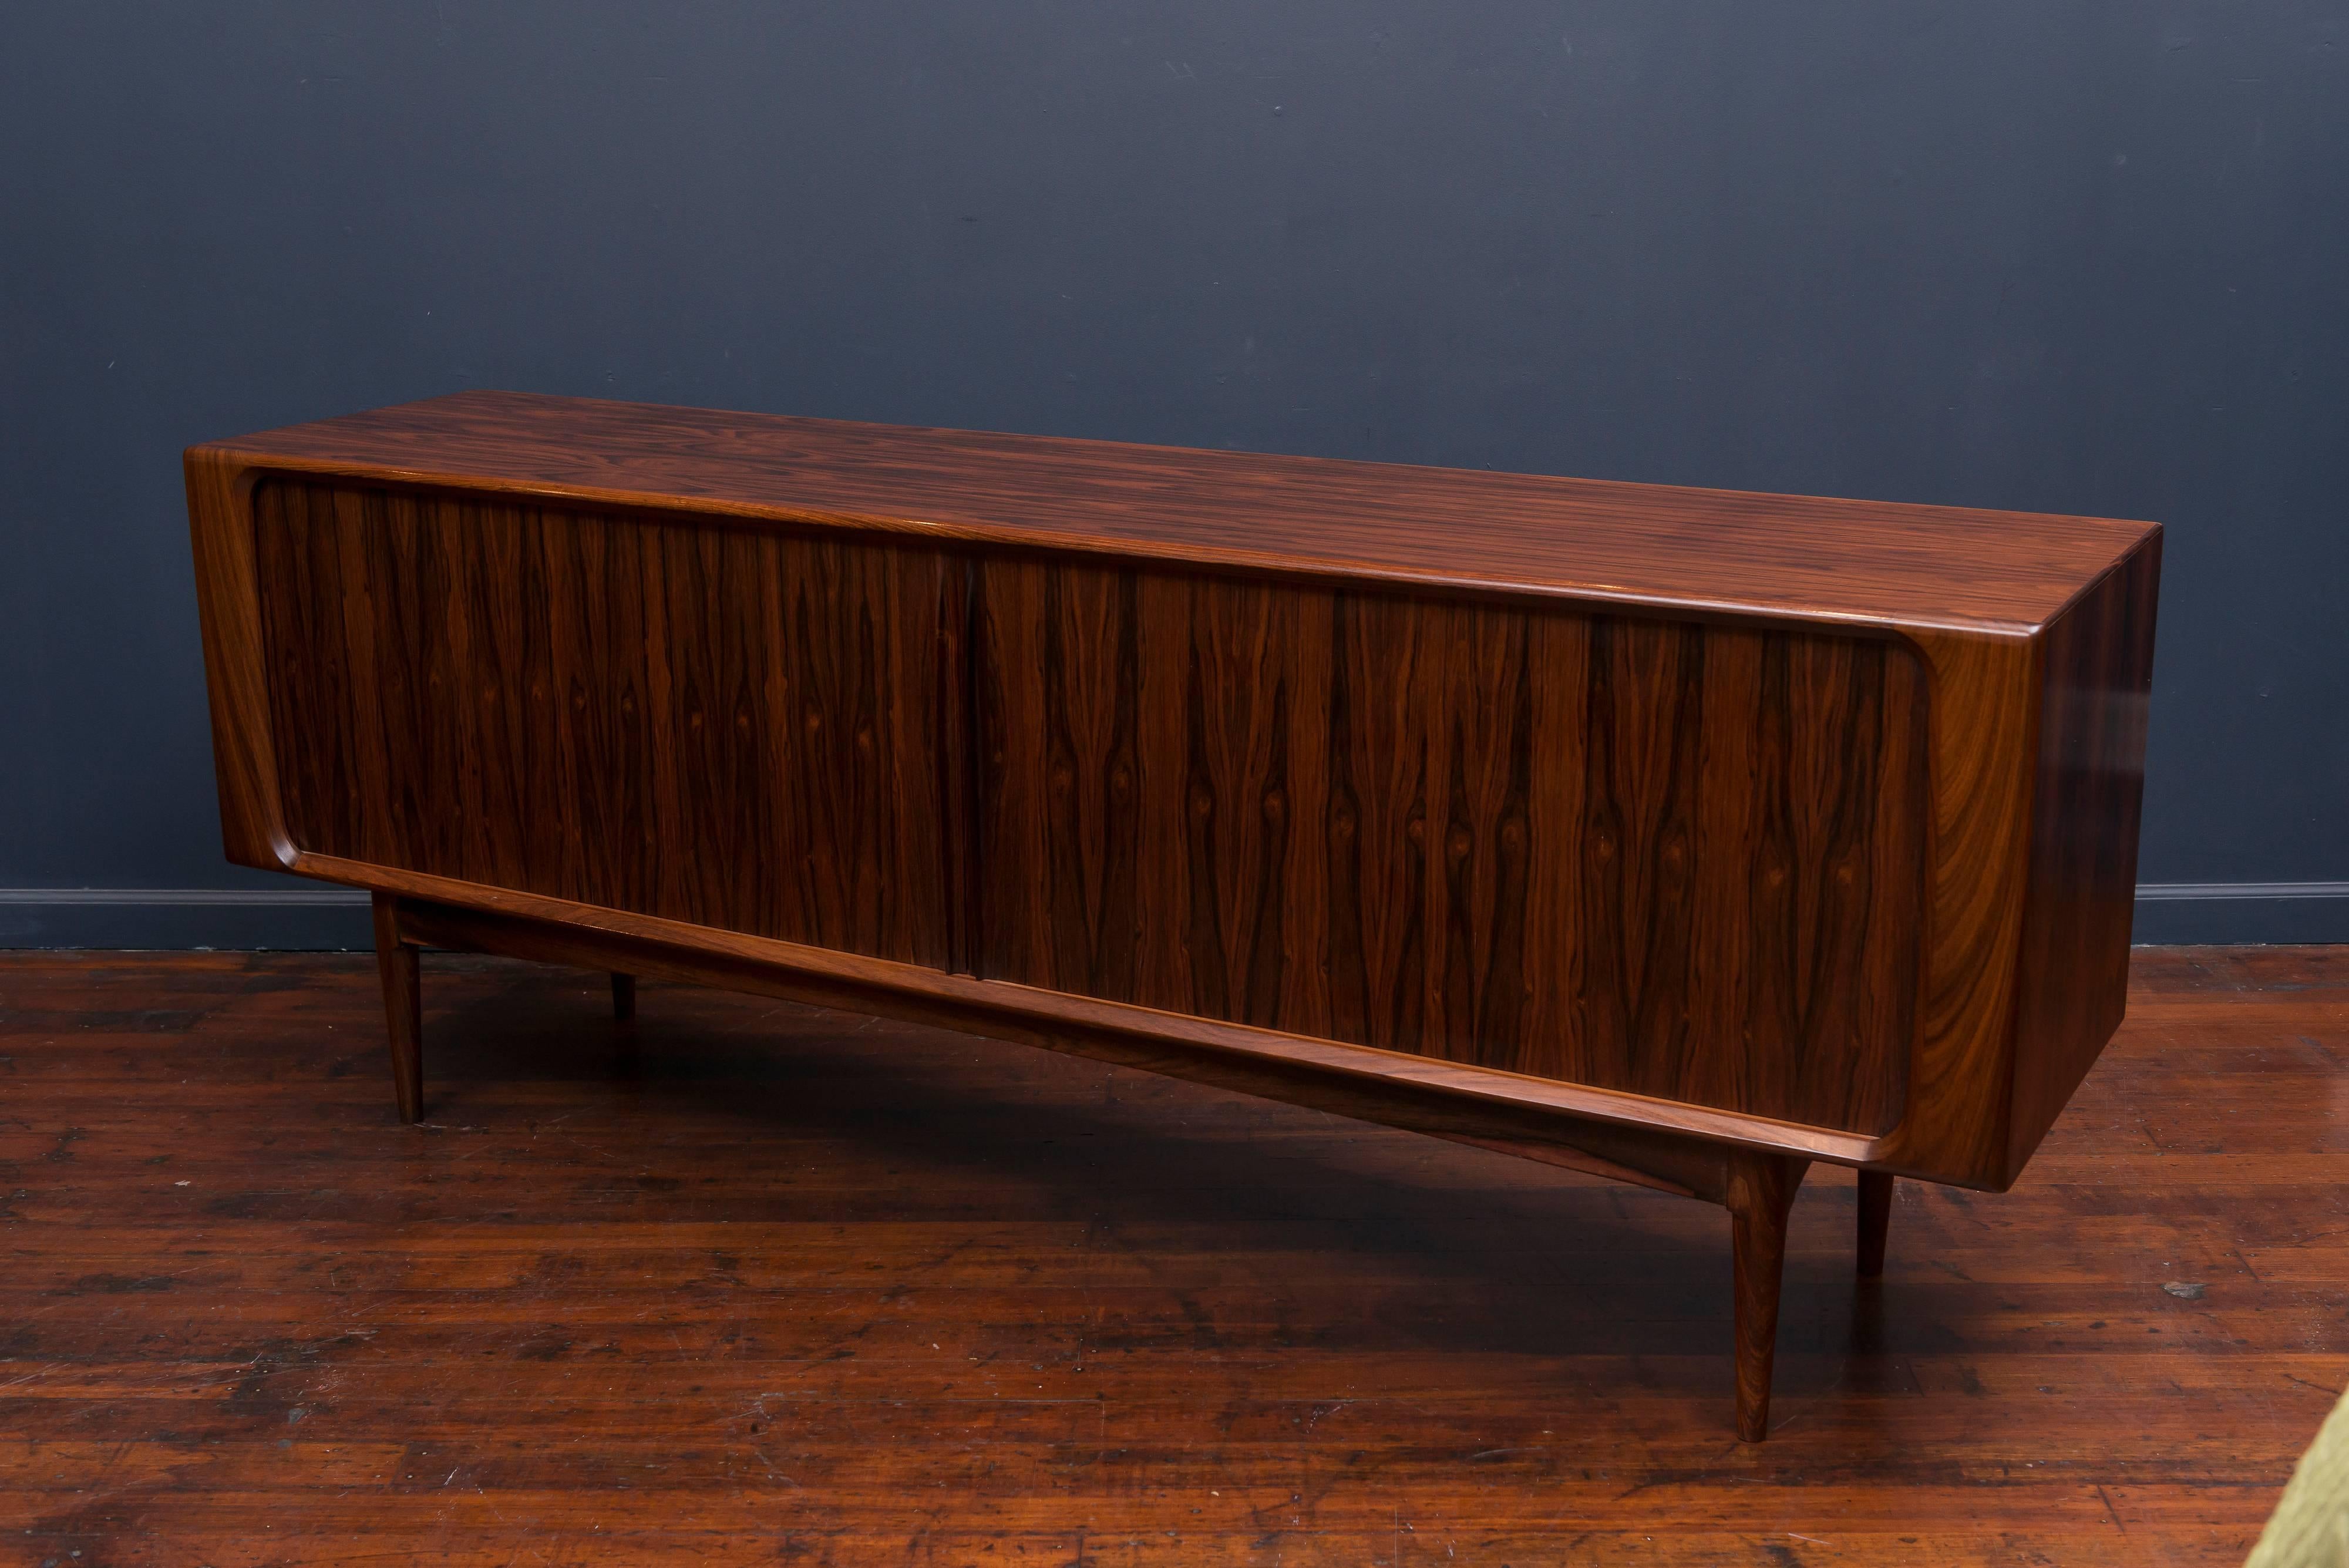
[4,2,2344,947]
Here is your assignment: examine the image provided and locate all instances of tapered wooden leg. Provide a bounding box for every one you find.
[611,972,637,1021]
[370,893,422,1125]
[1726,1152,1808,1442]
[1856,1170,1893,1280]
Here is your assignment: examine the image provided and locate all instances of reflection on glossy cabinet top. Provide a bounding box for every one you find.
[198,390,2159,634]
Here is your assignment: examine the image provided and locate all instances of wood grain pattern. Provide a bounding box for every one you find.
[1727,1152,1808,1441]
[292,848,1893,1169]
[1876,627,2046,1187]
[976,559,1927,1135]
[184,397,2165,1192]
[249,477,968,969]
[2006,537,2165,1179]
[390,896,1749,1205]
[1856,1169,1893,1280]
[2,945,2328,1564]
[376,895,1888,1439]
[199,389,2158,633]
[184,447,294,872]
[369,891,422,1125]
[179,395,2165,1443]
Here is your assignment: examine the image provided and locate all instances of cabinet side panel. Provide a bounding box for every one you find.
[2006,533,2162,1178]
[186,450,293,870]
[976,560,1928,1136]
[250,479,963,968]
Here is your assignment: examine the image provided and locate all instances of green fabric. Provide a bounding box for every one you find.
[2249,1384,2349,1567]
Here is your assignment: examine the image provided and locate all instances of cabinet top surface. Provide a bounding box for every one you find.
[201,390,2159,633]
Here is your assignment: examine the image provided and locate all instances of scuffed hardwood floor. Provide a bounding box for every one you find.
[1,947,2343,1565]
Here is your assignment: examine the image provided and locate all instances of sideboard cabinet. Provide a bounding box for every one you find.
[188,392,2160,1439]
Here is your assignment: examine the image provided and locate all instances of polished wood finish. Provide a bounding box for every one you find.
[1,947,2334,1563]
[186,392,2162,1438]
[976,558,1924,1133]
[369,891,422,1124]
[186,448,292,869]
[314,857,1890,1166]
[202,388,2153,631]
[1856,1169,1894,1280]
[1727,1152,1808,1441]
[610,971,637,1022]
[250,477,968,969]
[388,895,1746,1204]
[2006,540,2165,1180]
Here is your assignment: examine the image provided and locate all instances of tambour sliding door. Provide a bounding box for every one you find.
[970,556,1928,1137]
[250,479,967,969]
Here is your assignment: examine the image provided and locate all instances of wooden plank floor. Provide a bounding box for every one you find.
[1,947,2343,1565]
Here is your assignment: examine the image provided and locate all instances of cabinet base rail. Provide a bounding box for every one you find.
[370,890,1894,1442]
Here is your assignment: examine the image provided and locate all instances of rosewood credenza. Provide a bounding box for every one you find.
[186,391,2160,1439]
